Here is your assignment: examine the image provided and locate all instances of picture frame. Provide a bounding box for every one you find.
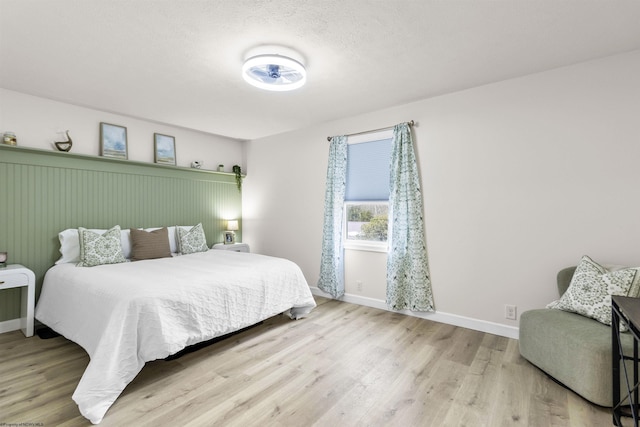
[154,133,176,165]
[224,231,236,244]
[100,122,128,159]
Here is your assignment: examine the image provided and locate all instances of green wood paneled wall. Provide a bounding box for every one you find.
[0,145,242,322]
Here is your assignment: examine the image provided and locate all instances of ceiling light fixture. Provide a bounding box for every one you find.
[242,46,307,92]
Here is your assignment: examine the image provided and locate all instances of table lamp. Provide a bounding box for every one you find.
[226,220,239,244]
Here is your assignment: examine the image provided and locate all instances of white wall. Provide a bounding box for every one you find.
[244,50,640,335]
[4,51,638,336]
[0,89,242,171]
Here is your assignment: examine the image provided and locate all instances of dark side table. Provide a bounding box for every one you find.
[612,295,640,427]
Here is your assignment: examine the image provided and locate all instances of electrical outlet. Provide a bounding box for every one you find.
[356,280,363,292]
[505,304,517,320]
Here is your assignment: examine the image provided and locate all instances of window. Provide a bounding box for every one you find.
[343,131,392,252]
[345,202,389,240]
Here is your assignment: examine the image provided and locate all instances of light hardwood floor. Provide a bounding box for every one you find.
[0,297,621,426]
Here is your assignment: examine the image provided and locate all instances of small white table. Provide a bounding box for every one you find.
[0,264,35,337]
[211,242,250,253]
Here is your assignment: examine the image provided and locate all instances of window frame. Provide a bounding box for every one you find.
[343,201,389,253]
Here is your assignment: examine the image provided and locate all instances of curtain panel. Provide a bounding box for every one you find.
[317,135,348,298]
[386,123,434,311]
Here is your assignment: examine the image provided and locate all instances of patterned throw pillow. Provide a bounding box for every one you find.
[547,255,640,327]
[177,223,209,255]
[78,225,127,267]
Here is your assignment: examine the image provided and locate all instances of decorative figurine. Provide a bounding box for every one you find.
[54,130,73,152]
[2,132,17,146]
[191,161,203,169]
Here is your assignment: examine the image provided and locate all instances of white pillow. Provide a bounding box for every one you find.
[55,225,196,264]
[56,228,132,264]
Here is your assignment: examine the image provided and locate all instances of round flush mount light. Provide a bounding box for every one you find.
[242,46,307,92]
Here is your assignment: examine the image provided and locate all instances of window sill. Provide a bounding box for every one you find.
[344,242,388,253]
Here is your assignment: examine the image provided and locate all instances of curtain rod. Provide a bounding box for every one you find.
[326,120,414,142]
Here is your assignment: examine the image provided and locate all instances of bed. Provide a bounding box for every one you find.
[34,226,316,424]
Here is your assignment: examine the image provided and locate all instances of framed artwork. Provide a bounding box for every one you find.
[154,133,176,165]
[100,122,128,159]
[224,231,236,244]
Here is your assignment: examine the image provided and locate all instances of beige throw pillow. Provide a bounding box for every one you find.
[130,227,172,261]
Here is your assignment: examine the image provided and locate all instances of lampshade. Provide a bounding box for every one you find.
[227,220,239,231]
[242,47,306,92]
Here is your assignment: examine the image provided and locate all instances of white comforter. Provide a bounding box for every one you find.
[35,250,316,424]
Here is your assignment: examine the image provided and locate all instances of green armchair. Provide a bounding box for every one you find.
[519,266,634,406]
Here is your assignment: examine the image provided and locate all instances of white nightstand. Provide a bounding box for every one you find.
[212,243,250,253]
[0,264,35,337]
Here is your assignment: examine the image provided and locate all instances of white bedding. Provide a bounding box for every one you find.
[35,250,316,424]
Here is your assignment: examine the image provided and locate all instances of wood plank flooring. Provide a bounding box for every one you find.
[0,297,621,426]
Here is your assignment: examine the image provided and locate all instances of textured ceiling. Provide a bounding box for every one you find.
[1,0,640,141]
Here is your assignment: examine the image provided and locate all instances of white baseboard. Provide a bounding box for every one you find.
[310,287,519,340]
[0,318,22,335]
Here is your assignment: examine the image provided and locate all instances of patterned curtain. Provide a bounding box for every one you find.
[317,135,348,298]
[386,123,434,311]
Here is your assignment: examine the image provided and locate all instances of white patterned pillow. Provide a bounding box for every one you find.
[176,223,209,255]
[78,225,127,267]
[547,255,640,327]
